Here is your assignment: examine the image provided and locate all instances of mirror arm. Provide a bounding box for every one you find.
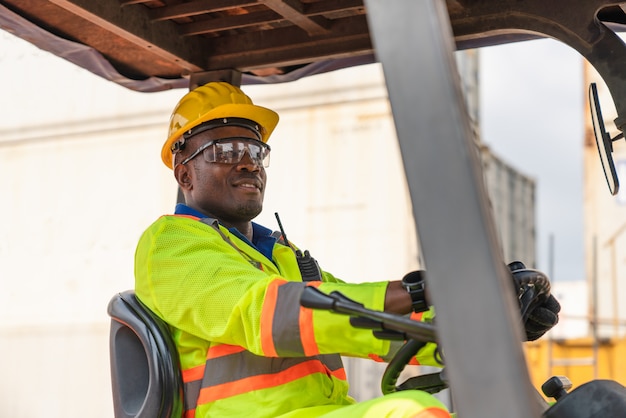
[611,132,625,143]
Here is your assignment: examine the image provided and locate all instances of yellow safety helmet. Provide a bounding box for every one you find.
[162,82,279,169]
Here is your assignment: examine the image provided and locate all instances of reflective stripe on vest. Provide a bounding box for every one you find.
[182,344,346,415]
[181,279,338,415]
[261,280,323,357]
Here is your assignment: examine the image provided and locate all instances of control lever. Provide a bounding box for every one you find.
[300,287,437,343]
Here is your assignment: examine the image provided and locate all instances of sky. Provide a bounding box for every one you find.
[479,39,586,282]
[0,32,588,282]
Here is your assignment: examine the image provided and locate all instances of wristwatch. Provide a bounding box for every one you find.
[401,271,429,313]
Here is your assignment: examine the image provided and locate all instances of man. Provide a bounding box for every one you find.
[135,82,559,417]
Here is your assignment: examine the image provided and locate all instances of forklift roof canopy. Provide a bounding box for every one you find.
[2,1,626,92]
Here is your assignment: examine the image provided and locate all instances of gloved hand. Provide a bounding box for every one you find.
[523,294,561,341]
[507,261,561,341]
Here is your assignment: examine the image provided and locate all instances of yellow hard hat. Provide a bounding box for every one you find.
[162,82,279,169]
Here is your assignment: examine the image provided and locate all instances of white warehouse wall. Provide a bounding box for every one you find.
[0,35,420,415]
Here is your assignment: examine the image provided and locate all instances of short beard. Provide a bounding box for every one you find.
[234,201,263,220]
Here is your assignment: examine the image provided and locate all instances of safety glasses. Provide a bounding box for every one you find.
[179,138,271,167]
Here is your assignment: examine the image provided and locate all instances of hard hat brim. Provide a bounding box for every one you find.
[162,103,279,169]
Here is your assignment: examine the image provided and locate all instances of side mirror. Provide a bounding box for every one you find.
[589,82,623,195]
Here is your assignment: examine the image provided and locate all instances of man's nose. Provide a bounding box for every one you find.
[237,148,261,170]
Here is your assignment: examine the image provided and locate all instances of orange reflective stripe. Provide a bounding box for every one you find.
[300,281,322,356]
[299,304,317,355]
[412,406,451,417]
[409,357,421,366]
[305,281,322,289]
[330,367,347,380]
[182,364,205,382]
[207,344,245,358]
[196,359,331,404]
[260,279,286,356]
[184,409,196,418]
[410,311,425,321]
[408,312,426,365]
[368,353,386,362]
[170,214,201,220]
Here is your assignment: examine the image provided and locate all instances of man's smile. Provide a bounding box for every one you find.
[232,177,263,192]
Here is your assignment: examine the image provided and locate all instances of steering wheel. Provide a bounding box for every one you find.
[381,263,551,395]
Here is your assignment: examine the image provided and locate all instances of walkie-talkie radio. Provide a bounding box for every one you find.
[274,213,322,282]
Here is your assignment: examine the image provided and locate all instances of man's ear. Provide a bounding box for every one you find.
[174,163,193,191]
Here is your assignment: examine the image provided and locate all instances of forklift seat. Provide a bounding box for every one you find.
[107,291,184,418]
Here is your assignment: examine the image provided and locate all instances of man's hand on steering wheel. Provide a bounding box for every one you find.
[523,294,560,341]
[374,261,562,395]
[508,261,561,341]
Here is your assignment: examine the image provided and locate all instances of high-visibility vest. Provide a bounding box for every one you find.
[135,214,440,418]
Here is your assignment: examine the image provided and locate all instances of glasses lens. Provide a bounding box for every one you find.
[203,138,270,167]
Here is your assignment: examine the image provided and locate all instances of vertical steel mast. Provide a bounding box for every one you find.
[365,1,545,416]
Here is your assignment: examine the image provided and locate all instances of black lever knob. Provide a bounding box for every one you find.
[542,375,573,401]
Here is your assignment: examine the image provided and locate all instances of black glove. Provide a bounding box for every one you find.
[508,261,561,341]
[523,294,561,341]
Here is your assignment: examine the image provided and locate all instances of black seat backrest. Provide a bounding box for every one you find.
[107,290,184,418]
